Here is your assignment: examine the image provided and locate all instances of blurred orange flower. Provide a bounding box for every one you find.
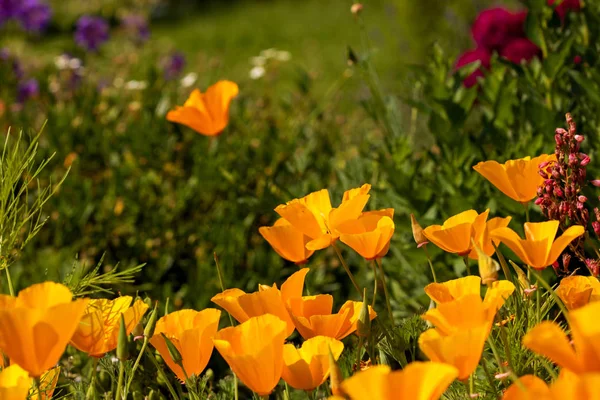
[473,154,556,204]
[71,296,148,357]
[0,282,88,377]
[150,308,221,382]
[0,364,30,400]
[281,336,344,391]
[502,374,551,399]
[338,209,395,260]
[423,209,489,256]
[503,372,600,399]
[491,221,585,269]
[287,295,376,340]
[556,275,600,310]
[211,268,308,336]
[213,314,287,396]
[259,218,315,264]
[337,362,458,400]
[166,80,239,136]
[274,184,371,251]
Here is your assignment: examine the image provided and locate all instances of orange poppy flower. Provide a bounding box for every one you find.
[281,336,344,391]
[338,209,395,260]
[150,308,221,382]
[70,296,148,357]
[468,216,512,260]
[523,301,600,374]
[213,314,287,396]
[0,282,88,377]
[502,375,552,400]
[211,268,308,337]
[491,221,585,270]
[338,362,458,400]
[423,209,490,256]
[503,372,600,400]
[259,218,315,264]
[287,295,376,340]
[0,364,30,400]
[556,276,600,310]
[31,366,60,400]
[166,80,239,136]
[274,185,371,251]
[473,154,557,204]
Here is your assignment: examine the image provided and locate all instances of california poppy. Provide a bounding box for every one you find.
[473,154,556,204]
[259,218,315,264]
[338,362,458,400]
[274,185,371,251]
[491,221,585,269]
[211,268,308,336]
[503,372,600,399]
[31,366,60,400]
[556,276,600,310]
[150,308,221,382]
[423,210,490,256]
[502,375,551,399]
[0,364,30,400]
[468,216,512,260]
[281,336,344,391]
[287,295,376,340]
[338,209,395,260]
[166,80,239,136]
[213,314,287,396]
[71,296,148,357]
[0,282,88,377]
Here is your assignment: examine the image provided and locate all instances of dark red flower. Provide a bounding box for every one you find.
[455,48,491,88]
[500,38,541,64]
[548,0,581,21]
[472,8,527,51]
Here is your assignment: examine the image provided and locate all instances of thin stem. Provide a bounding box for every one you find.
[493,244,512,282]
[469,373,474,396]
[125,337,149,394]
[144,346,179,400]
[33,377,42,400]
[4,267,14,296]
[523,202,530,223]
[528,268,569,321]
[370,260,378,307]
[481,360,501,400]
[85,357,100,400]
[333,244,361,295]
[375,258,395,326]
[115,361,125,400]
[307,390,316,400]
[463,256,471,275]
[422,246,437,283]
[355,337,364,371]
[487,337,522,388]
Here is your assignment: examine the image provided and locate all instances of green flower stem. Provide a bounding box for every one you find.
[481,360,501,400]
[370,260,378,307]
[463,256,471,275]
[115,360,125,400]
[333,243,361,295]
[422,245,437,283]
[144,346,179,400]
[528,267,569,321]
[125,337,149,395]
[375,258,395,326]
[4,267,14,296]
[493,244,512,282]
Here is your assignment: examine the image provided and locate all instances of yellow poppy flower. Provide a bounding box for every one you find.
[288,295,376,340]
[468,216,512,260]
[281,336,344,391]
[259,218,315,264]
[424,276,482,303]
[0,282,88,377]
[211,268,308,336]
[274,185,371,251]
[491,221,585,270]
[338,209,395,260]
[213,314,287,396]
[423,209,490,256]
[30,366,60,400]
[338,362,458,400]
[556,276,600,310]
[166,80,239,136]
[0,364,30,400]
[473,154,557,204]
[150,308,221,382]
[70,296,148,357]
[523,301,600,373]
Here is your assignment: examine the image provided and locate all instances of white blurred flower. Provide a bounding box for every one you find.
[251,56,266,66]
[113,77,125,88]
[68,58,82,70]
[275,51,291,62]
[180,72,198,88]
[125,80,148,90]
[260,48,278,59]
[54,55,69,70]
[249,66,266,80]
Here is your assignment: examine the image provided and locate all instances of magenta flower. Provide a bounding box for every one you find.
[75,15,110,52]
[500,38,541,64]
[472,8,527,51]
[548,0,581,21]
[454,48,491,88]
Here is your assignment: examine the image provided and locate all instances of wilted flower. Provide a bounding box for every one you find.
[410,213,428,247]
[281,336,344,391]
[70,296,148,357]
[167,80,239,136]
[17,0,52,33]
[74,15,110,51]
[423,209,490,256]
[0,282,88,377]
[150,308,221,382]
[454,48,490,88]
[213,314,287,396]
[0,364,30,399]
[338,209,395,260]
[491,220,585,270]
[556,275,600,310]
[259,218,315,264]
[162,51,186,80]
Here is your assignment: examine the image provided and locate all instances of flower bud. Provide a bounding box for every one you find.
[351,3,363,15]
[410,213,428,248]
[161,333,183,365]
[357,289,371,338]
[593,221,600,237]
[329,346,344,396]
[591,180,600,187]
[473,241,498,285]
[580,154,591,166]
[144,301,159,338]
[575,134,584,143]
[117,314,129,361]
[578,195,588,203]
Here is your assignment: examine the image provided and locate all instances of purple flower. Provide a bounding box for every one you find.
[121,14,150,44]
[162,52,186,80]
[471,8,527,52]
[500,38,541,64]
[17,0,52,33]
[74,15,110,52]
[0,0,21,24]
[17,78,39,103]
